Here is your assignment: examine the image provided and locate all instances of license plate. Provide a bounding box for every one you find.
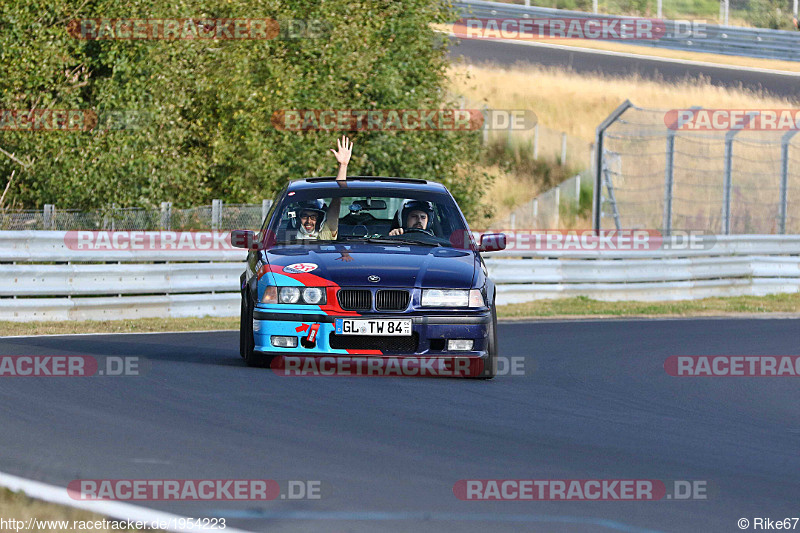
[335,318,412,336]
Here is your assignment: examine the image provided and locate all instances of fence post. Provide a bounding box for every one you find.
[43,204,55,230]
[593,0,598,13]
[663,130,676,236]
[160,201,172,230]
[575,175,581,212]
[593,100,633,232]
[721,134,734,235]
[721,114,756,235]
[779,131,798,234]
[533,124,539,159]
[657,0,662,18]
[560,132,567,166]
[212,199,222,230]
[262,199,273,224]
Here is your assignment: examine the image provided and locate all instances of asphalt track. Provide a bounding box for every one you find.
[1,318,799,532]
[448,36,800,100]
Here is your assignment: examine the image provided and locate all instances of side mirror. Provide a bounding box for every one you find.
[479,233,506,252]
[231,229,259,250]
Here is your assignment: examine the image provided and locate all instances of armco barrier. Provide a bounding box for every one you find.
[454,0,800,62]
[1,231,800,321]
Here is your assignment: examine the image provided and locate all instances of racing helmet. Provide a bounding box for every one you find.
[399,200,434,230]
[293,199,327,237]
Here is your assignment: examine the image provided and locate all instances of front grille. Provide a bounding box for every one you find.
[375,290,410,311]
[329,333,419,353]
[337,289,372,311]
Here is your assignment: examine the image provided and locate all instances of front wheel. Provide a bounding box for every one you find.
[477,306,498,379]
[241,292,268,367]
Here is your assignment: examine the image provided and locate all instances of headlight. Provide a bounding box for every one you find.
[302,287,325,305]
[421,289,484,308]
[279,287,301,304]
[277,286,326,305]
[422,289,469,307]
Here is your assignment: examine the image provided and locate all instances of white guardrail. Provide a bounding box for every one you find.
[1,231,800,321]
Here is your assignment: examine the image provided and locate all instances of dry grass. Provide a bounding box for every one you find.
[0,488,156,531]
[448,63,797,143]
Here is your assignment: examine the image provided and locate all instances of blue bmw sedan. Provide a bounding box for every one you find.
[232,177,506,378]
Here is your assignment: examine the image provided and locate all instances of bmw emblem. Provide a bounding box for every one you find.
[368,275,380,283]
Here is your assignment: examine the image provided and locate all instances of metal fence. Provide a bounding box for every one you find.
[592,101,800,235]
[455,0,800,61]
[0,200,273,231]
[488,173,591,230]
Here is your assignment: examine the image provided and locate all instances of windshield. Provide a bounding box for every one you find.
[263,188,473,249]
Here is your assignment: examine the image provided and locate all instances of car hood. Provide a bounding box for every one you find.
[263,243,476,289]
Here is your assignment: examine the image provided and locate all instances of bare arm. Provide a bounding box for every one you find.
[326,136,352,235]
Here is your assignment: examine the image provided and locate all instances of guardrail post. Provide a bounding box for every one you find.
[779,130,798,234]
[262,199,273,224]
[657,0,662,18]
[160,202,172,230]
[533,124,539,159]
[560,132,567,166]
[43,204,55,230]
[593,0,598,13]
[593,100,633,232]
[212,199,222,230]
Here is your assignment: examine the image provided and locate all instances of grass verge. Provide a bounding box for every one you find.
[1,293,798,336]
[0,488,156,532]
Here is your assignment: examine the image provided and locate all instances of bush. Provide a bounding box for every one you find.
[0,0,485,220]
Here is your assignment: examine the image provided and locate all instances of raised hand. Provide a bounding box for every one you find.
[330,135,353,167]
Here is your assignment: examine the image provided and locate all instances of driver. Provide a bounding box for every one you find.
[388,200,435,236]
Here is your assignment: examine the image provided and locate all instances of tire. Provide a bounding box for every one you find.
[241,292,268,367]
[239,295,246,358]
[478,305,498,380]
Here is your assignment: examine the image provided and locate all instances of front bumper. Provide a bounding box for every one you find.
[252,308,491,357]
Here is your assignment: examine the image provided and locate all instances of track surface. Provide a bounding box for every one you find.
[1,319,799,532]
[448,37,800,99]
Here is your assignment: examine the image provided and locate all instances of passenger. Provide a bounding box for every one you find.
[294,136,352,240]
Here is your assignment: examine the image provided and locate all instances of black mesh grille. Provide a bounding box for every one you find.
[337,289,372,311]
[375,290,410,311]
[329,333,419,353]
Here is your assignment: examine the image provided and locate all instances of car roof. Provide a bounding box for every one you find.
[287,176,449,194]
